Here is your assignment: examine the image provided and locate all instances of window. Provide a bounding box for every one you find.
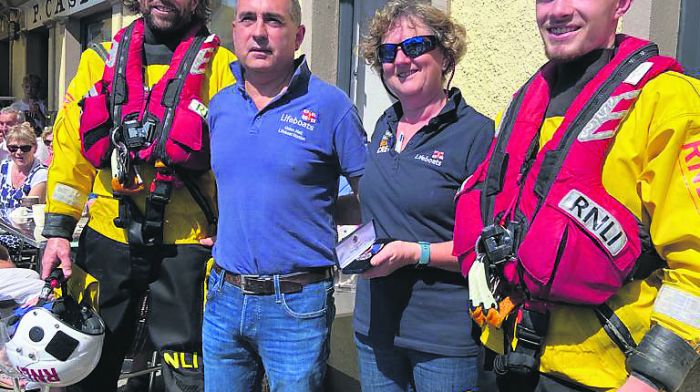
[81,11,112,52]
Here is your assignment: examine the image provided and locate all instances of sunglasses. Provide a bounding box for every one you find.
[43,140,53,147]
[377,35,439,64]
[7,144,32,153]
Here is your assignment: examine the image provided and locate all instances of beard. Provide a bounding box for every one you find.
[142,2,194,39]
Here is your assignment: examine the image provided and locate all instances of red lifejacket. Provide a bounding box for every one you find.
[454,36,683,306]
[78,18,219,174]
[76,18,220,246]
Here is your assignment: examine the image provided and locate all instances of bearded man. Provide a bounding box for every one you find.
[40,0,236,390]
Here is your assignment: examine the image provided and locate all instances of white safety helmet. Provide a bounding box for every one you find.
[2,296,105,387]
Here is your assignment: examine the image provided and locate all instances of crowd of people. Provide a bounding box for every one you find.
[0,0,695,391]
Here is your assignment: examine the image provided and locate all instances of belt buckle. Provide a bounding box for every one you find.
[239,276,254,295]
[239,276,270,295]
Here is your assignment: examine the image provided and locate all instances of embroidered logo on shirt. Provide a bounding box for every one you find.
[301,109,317,124]
[680,139,700,213]
[377,130,392,153]
[431,150,445,160]
[280,113,315,131]
[414,152,443,167]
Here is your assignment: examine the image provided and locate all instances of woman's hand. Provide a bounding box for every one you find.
[361,241,420,279]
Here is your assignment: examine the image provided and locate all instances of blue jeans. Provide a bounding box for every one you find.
[355,333,479,392]
[203,267,335,392]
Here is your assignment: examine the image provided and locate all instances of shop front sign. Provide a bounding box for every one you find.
[22,0,106,30]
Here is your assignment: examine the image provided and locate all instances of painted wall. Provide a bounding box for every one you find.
[450,0,545,119]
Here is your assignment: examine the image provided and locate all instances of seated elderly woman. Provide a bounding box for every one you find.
[353,1,494,391]
[0,123,48,259]
[0,122,47,209]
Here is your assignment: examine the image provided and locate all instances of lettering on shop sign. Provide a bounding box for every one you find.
[16,366,60,383]
[162,351,200,369]
[680,139,700,212]
[558,189,627,256]
[24,0,101,30]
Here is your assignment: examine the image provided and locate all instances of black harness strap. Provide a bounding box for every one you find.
[594,303,638,356]
[495,308,550,376]
[112,29,213,247]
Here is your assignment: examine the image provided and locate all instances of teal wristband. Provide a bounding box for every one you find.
[417,241,430,267]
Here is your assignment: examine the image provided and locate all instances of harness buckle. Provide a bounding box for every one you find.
[478,224,516,270]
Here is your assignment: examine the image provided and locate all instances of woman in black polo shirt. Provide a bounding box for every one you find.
[353,1,494,390]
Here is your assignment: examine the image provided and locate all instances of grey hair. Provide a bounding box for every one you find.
[234,0,302,25]
[0,107,25,123]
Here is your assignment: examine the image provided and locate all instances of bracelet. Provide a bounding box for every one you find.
[416,241,430,268]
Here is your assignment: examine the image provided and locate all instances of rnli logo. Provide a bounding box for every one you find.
[414,150,445,167]
[162,351,200,369]
[578,89,640,142]
[301,109,317,123]
[377,130,392,153]
[16,367,60,383]
[680,139,700,212]
[558,189,627,256]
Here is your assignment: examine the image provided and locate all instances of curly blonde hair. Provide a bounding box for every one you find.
[360,0,466,77]
[6,122,37,147]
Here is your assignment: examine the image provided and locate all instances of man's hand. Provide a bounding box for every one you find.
[361,241,419,279]
[41,237,73,279]
[617,375,659,392]
[200,235,216,247]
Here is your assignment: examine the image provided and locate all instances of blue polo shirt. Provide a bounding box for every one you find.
[208,57,367,275]
[354,88,494,356]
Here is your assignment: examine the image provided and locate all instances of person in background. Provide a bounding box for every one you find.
[0,108,49,164]
[203,0,367,390]
[40,126,53,166]
[11,74,48,134]
[453,0,700,390]
[0,244,44,306]
[0,123,47,209]
[353,1,494,391]
[0,108,24,162]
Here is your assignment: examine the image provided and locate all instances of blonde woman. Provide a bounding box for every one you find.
[354,1,494,391]
[0,122,47,209]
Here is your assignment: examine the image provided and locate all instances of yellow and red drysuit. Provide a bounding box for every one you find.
[48,42,235,244]
[43,35,236,391]
[478,70,700,391]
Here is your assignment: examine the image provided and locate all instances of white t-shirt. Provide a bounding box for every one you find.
[0,268,44,305]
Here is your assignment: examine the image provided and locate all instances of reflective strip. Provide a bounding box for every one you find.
[578,89,640,142]
[51,184,84,209]
[653,285,700,329]
[624,62,653,86]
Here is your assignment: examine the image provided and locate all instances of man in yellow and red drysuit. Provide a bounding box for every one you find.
[453,0,699,391]
[39,0,236,390]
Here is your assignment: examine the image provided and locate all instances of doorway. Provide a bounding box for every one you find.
[24,27,49,103]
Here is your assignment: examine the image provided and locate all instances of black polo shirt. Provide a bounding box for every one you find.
[354,88,494,356]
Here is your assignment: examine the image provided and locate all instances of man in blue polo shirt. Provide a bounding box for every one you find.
[203,0,367,391]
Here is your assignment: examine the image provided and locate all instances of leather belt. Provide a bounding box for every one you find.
[212,264,333,295]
